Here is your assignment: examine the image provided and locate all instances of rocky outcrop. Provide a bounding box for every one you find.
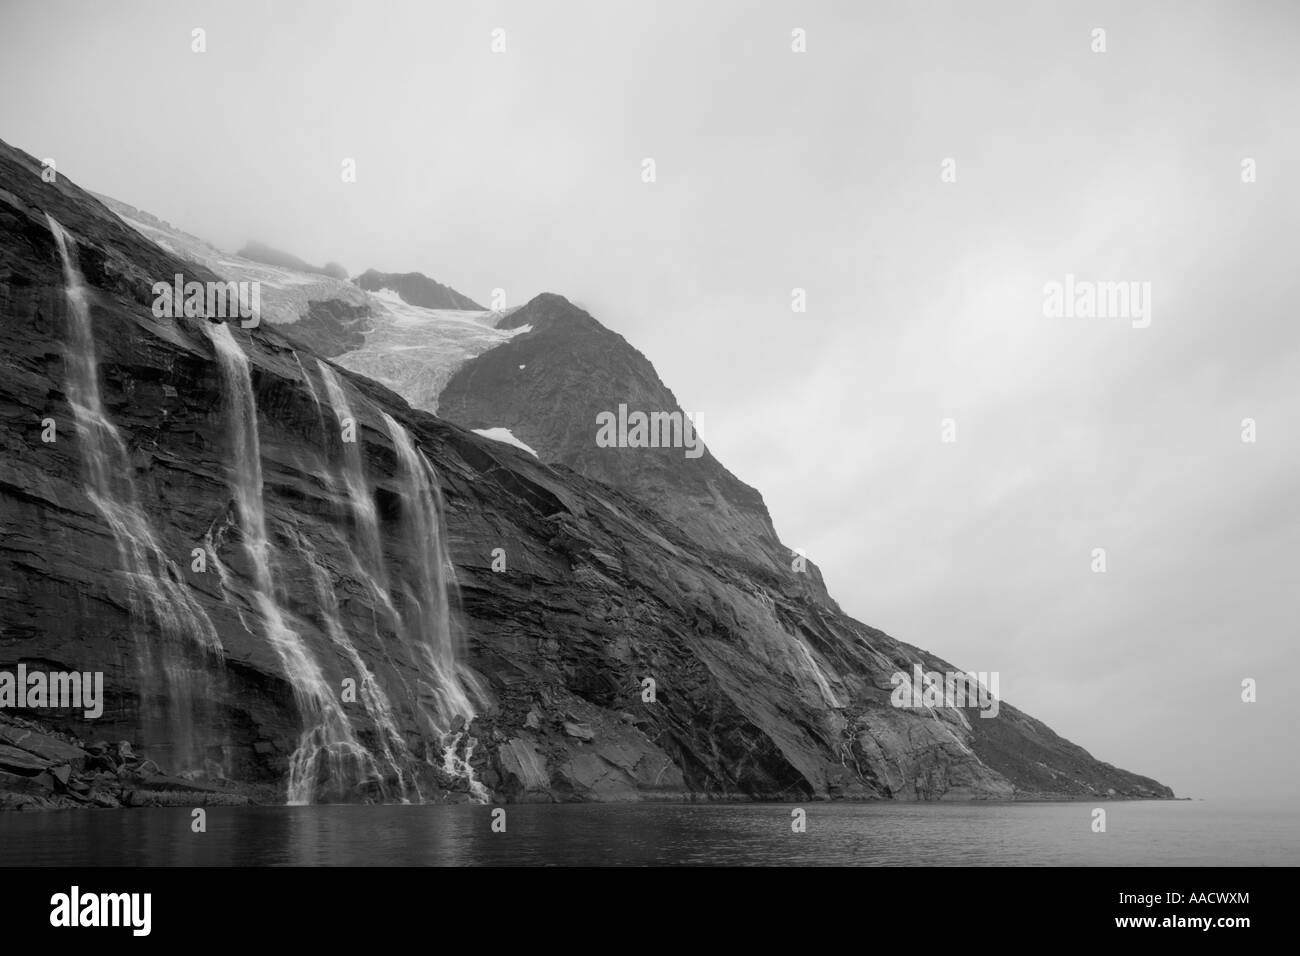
[0,138,1173,806]
[0,714,261,810]
[355,269,482,311]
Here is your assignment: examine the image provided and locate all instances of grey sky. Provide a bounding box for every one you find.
[3,0,1297,799]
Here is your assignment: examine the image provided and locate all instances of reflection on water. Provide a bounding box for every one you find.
[1,800,1296,866]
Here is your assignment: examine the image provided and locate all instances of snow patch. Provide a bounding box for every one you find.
[472,428,538,457]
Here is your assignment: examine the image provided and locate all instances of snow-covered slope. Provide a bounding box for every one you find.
[332,289,529,414]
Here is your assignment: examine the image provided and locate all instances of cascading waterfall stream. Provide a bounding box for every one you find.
[294,529,422,802]
[316,363,400,607]
[381,413,489,801]
[314,361,425,724]
[315,361,487,801]
[293,351,324,412]
[46,218,487,802]
[47,215,224,773]
[381,412,473,724]
[203,320,379,803]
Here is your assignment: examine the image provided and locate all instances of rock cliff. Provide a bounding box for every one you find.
[439,292,838,606]
[0,138,1173,806]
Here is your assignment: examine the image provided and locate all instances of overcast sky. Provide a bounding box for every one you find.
[3,0,1297,801]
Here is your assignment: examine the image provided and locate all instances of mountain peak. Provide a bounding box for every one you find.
[436,293,835,603]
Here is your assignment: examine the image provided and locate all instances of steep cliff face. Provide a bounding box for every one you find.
[437,293,840,605]
[0,139,1173,806]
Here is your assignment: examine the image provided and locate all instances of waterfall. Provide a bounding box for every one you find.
[203,321,380,804]
[293,350,330,446]
[314,362,422,723]
[316,361,487,800]
[294,529,423,802]
[46,217,486,802]
[316,364,393,593]
[791,635,843,709]
[46,215,224,773]
[382,413,488,802]
[293,351,324,413]
[381,412,473,725]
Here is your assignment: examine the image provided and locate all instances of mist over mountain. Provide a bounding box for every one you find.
[236,240,348,280]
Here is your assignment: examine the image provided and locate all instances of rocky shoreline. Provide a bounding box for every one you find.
[2,709,1176,812]
[0,713,267,811]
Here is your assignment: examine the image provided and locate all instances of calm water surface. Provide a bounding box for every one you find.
[1,800,1295,866]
